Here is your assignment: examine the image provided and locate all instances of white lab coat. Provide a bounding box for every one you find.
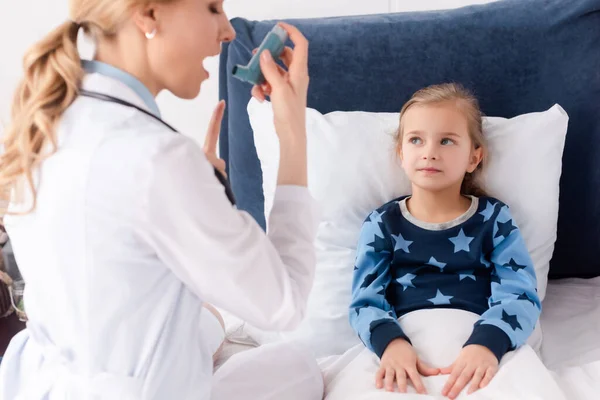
[0,72,322,399]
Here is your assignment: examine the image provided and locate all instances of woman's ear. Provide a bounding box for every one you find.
[467,147,483,173]
[132,4,158,37]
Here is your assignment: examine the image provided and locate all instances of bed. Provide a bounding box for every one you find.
[217,0,600,398]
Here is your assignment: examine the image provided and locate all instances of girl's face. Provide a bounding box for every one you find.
[399,102,482,194]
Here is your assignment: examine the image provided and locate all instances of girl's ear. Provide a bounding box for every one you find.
[398,149,406,169]
[396,141,404,162]
[467,147,483,173]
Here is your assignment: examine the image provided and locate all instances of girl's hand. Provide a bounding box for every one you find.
[441,344,499,399]
[377,338,440,394]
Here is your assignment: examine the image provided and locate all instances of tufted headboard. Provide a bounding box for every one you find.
[218,0,600,279]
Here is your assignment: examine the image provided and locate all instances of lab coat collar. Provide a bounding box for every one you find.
[81,60,161,119]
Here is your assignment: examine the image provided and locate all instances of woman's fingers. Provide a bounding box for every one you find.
[259,51,286,88]
[279,47,294,68]
[203,100,225,155]
[254,46,292,72]
[277,22,309,81]
[251,85,265,102]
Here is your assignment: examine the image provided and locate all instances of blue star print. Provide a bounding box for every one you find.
[491,272,502,285]
[391,233,413,253]
[516,292,537,308]
[502,310,523,331]
[459,270,476,281]
[369,210,385,224]
[360,271,379,289]
[355,304,369,316]
[350,196,541,361]
[448,229,474,253]
[397,273,417,291]
[428,257,447,271]
[367,235,389,253]
[479,201,496,222]
[495,219,517,239]
[428,290,453,305]
[479,252,491,268]
[369,210,386,238]
[507,258,527,272]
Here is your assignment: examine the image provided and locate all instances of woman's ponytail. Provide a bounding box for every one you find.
[0,20,84,215]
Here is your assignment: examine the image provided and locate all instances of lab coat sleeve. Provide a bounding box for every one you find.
[143,135,319,331]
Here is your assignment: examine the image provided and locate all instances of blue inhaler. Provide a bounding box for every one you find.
[232,25,289,86]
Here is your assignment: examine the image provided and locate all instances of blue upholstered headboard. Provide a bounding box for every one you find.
[218,0,600,279]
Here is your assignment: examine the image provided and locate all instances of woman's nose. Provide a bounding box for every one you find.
[220,19,236,43]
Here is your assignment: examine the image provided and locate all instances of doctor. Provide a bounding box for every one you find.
[0,0,323,399]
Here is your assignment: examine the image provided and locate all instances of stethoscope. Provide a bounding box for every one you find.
[79,89,236,205]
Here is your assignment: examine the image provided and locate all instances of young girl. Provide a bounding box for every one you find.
[349,83,541,399]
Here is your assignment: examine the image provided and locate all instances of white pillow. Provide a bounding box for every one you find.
[247,98,568,358]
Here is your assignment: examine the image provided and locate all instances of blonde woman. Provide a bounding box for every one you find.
[0,0,323,399]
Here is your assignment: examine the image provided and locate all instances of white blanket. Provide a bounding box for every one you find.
[217,278,600,399]
[321,309,567,400]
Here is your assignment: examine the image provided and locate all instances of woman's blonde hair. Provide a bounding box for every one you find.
[0,0,172,217]
[396,83,488,197]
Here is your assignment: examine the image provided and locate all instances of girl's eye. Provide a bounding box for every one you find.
[441,138,454,145]
[210,5,221,14]
[409,137,422,145]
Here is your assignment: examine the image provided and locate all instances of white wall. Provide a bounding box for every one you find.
[0,0,497,145]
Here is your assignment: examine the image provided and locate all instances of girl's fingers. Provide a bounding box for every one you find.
[375,367,385,389]
[395,369,407,393]
[407,368,427,394]
[480,366,498,388]
[384,368,396,392]
[468,367,486,394]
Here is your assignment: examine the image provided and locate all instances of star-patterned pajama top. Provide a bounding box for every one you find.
[349,195,541,362]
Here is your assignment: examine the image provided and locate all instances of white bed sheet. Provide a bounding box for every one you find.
[539,277,600,400]
[540,277,600,369]
[216,277,600,399]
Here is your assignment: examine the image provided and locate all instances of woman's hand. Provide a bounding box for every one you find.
[377,338,440,394]
[251,22,309,143]
[251,22,310,187]
[202,303,225,363]
[441,344,499,399]
[203,100,227,179]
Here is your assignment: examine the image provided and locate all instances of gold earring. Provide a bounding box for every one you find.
[145,29,157,39]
